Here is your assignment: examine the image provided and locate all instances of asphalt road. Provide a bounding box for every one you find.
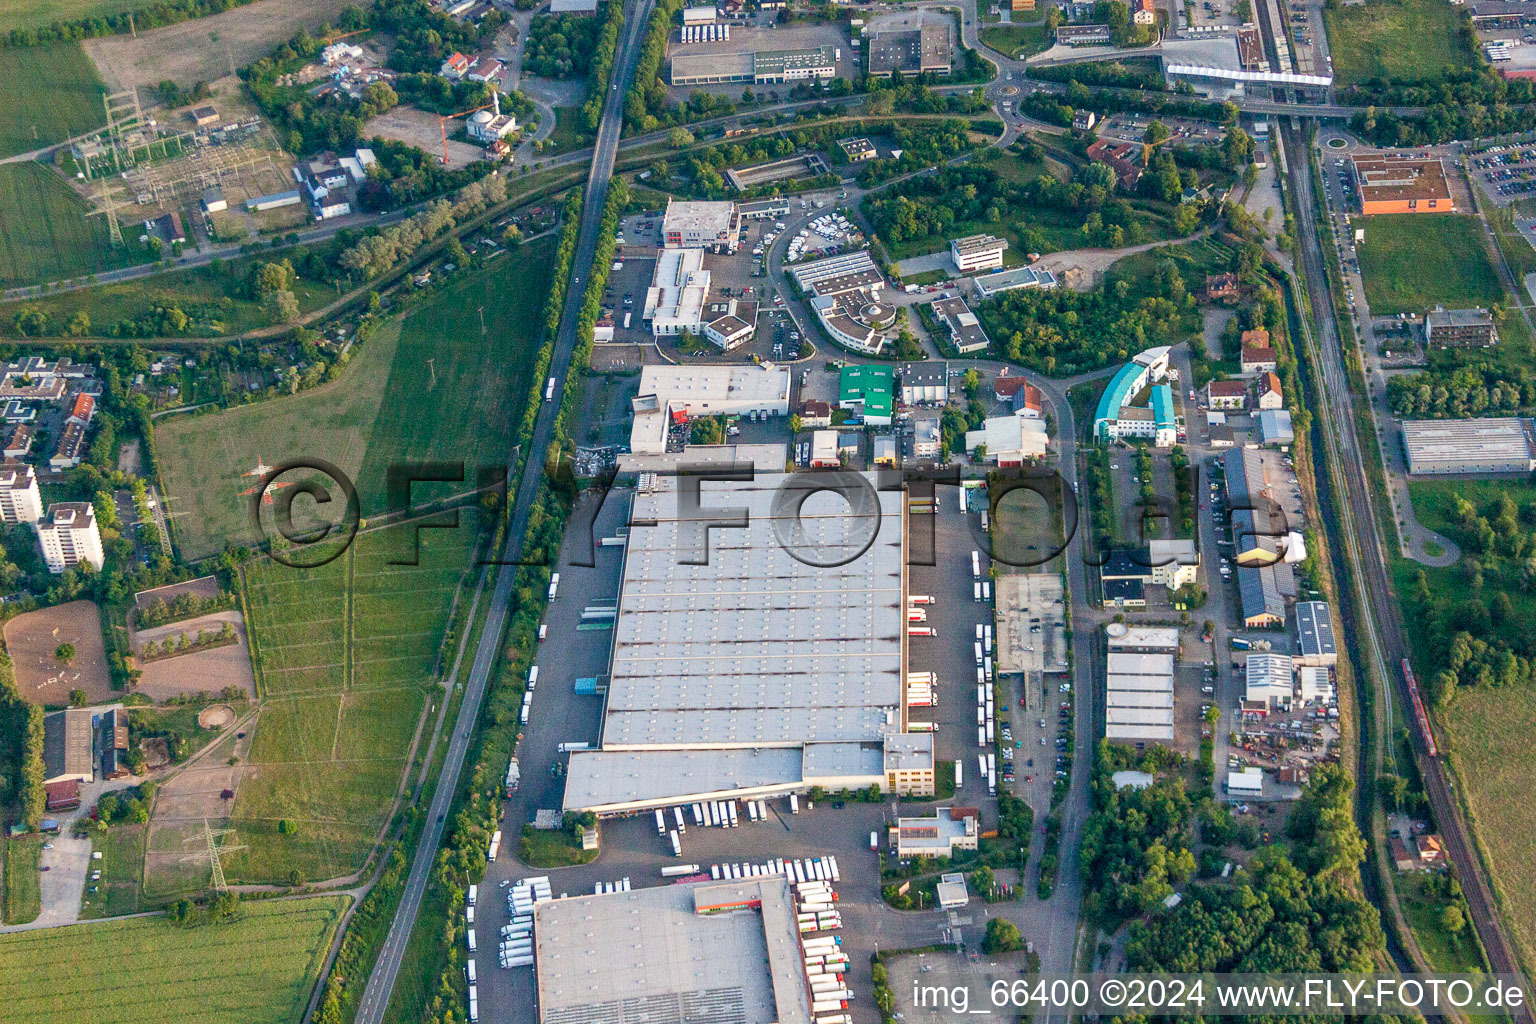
[1284,120,1533,1019]
[349,3,657,1021]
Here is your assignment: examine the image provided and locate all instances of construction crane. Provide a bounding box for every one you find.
[438,101,498,165]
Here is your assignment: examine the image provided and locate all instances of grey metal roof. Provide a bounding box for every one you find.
[535,876,811,1024]
[1237,564,1287,622]
[1295,601,1335,658]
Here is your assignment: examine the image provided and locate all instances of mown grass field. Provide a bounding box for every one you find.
[0,0,162,32]
[1,835,40,924]
[1323,0,1475,88]
[0,896,344,1024]
[979,22,1050,59]
[228,522,474,883]
[0,44,105,158]
[80,824,148,919]
[0,163,142,289]
[156,237,555,559]
[1357,214,1504,315]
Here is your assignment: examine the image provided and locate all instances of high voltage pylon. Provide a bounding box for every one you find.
[185,818,246,891]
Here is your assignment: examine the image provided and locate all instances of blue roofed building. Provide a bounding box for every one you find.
[1092,346,1174,445]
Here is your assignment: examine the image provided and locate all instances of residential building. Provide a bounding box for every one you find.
[1084,138,1142,189]
[899,361,949,405]
[1072,110,1097,131]
[66,392,94,427]
[868,21,954,78]
[1240,344,1278,376]
[2,400,34,424]
[1207,379,1247,410]
[1205,272,1240,303]
[797,399,832,428]
[0,461,43,524]
[440,52,475,79]
[1425,306,1497,348]
[50,420,87,470]
[1210,423,1235,447]
[1294,601,1338,668]
[838,364,895,426]
[1148,537,1198,588]
[928,296,991,354]
[1401,417,1536,475]
[949,233,1007,273]
[144,212,185,246]
[628,364,791,455]
[892,807,979,858]
[1256,371,1283,409]
[643,247,711,336]
[1351,154,1453,215]
[1133,0,1156,24]
[37,501,104,573]
[4,424,33,459]
[662,199,741,252]
[964,415,1049,466]
[294,147,376,221]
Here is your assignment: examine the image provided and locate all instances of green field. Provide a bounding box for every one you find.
[979,22,1050,59]
[2,835,40,924]
[1397,874,1486,973]
[80,824,148,919]
[0,256,333,338]
[1323,0,1476,88]
[0,44,106,158]
[0,0,164,32]
[223,522,474,884]
[1357,214,1504,316]
[0,163,146,289]
[156,236,556,559]
[0,897,344,1024]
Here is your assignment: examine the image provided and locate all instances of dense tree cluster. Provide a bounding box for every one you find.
[1079,741,1197,925]
[524,12,600,79]
[0,652,44,830]
[1030,57,1164,92]
[978,254,1200,375]
[579,0,625,132]
[338,171,511,278]
[1387,363,1535,419]
[375,0,500,76]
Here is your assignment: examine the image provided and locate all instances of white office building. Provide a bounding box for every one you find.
[643,248,712,336]
[0,460,43,524]
[36,502,104,573]
[949,233,1007,273]
[629,363,791,455]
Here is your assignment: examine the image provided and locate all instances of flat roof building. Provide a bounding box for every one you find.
[629,364,791,455]
[868,21,954,77]
[670,46,838,86]
[662,199,741,252]
[1245,652,1294,709]
[1106,642,1174,744]
[0,460,43,525]
[1105,623,1180,653]
[1401,418,1536,475]
[1237,562,1293,627]
[1352,155,1454,215]
[1057,23,1112,44]
[899,361,949,405]
[972,265,1057,297]
[929,296,991,354]
[1425,306,1497,348]
[533,876,812,1024]
[964,415,1049,467]
[562,469,932,814]
[790,250,884,297]
[643,247,712,336]
[892,807,979,858]
[839,364,895,424]
[949,233,1007,273]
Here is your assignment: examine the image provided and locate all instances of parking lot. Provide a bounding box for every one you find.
[1471,139,1536,202]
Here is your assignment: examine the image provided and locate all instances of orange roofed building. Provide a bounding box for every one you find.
[1351,154,1454,215]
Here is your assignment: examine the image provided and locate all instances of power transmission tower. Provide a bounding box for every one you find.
[185,818,246,891]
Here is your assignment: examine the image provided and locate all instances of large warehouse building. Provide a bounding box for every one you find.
[1104,649,1175,744]
[628,363,791,455]
[1400,417,1536,475]
[670,46,838,86]
[534,876,812,1024]
[563,467,934,815]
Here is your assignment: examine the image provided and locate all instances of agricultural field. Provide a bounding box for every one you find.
[1323,0,1476,89]
[1358,214,1503,315]
[0,44,106,158]
[79,823,148,919]
[156,237,556,559]
[0,0,169,32]
[2,835,41,924]
[1441,687,1536,972]
[218,521,474,883]
[0,163,145,289]
[0,896,345,1024]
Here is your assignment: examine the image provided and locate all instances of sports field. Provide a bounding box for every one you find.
[0,163,142,289]
[1323,0,1475,88]
[1357,214,1504,316]
[0,896,344,1024]
[156,237,556,560]
[0,44,105,157]
[221,522,474,883]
